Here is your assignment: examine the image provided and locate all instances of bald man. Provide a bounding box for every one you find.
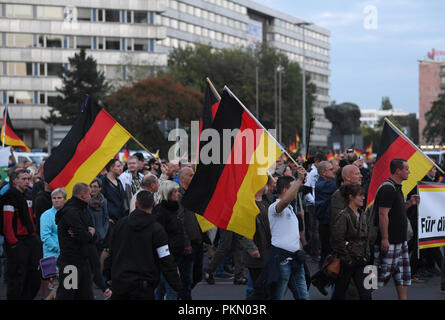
[330,165,363,230]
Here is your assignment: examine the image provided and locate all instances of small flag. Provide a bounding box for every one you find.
[123,148,130,162]
[364,143,374,160]
[354,149,363,157]
[1,106,31,152]
[327,152,334,161]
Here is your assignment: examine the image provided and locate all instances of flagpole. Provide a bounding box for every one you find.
[206,77,221,100]
[2,104,7,148]
[223,86,301,168]
[384,118,444,175]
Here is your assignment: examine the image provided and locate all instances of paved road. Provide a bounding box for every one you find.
[0,259,443,300]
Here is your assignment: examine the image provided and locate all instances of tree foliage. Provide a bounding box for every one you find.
[381,96,393,110]
[42,48,111,125]
[105,77,202,156]
[164,43,316,147]
[423,92,445,144]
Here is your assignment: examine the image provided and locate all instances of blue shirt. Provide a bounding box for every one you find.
[315,177,337,225]
[40,206,60,258]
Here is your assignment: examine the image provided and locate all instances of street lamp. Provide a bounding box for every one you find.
[295,21,312,157]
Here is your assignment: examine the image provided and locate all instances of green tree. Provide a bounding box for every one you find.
[164,43,316,148]
[42,48,111,125]
[361,125,381,153]
[381,96,393,110]
[423,92,445,144]
[105,77,202,157]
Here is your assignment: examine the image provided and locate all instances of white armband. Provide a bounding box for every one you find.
[156,244,170,258]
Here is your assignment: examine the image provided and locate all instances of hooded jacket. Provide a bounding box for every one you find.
[109,209,182,294]
[152,200,185,257]
[55,196,95,264]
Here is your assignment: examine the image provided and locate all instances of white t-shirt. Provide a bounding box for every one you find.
[268,199,301,253]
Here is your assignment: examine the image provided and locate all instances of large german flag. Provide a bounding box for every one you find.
[366,118,433,208]
[1,107,30,152]
[183,87,283,239]
[44,97,131,198]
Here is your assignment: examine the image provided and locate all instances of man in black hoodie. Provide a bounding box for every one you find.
[109,191,182,300]
[55,183,111,300]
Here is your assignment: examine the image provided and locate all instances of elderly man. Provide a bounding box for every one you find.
[55,183,111,300]
[130,174,160,212]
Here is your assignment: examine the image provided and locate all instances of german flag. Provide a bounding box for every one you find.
[327,152,334,161]
[354,149,363,157]
[183,87,283,239]
[44,97,131,198]
[1,107,30,152]
[364,143,373,160]
[366,118,433,208]
[289,142,297,153]
[122,148,130,162]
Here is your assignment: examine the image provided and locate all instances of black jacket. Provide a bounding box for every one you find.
[240,199,271,269]
[101,176,127,223]
[55,196,95,264]
[33,190,52,236]
[179,187,202,247]
[153,200,185,257]
[109,209,182,294]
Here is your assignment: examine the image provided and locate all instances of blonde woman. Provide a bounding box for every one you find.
[152,180,187,300]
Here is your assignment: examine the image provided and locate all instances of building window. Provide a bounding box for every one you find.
[105,9,120,22]
[13,91,33,104]
[7,33,33,47]
[6,4,33,19]
[77,8,91,21]
[46,35,63,48]
[134,39,148,51]
[37,6,64,20]
[47,63,62,76]
[47,92,59,106]
[134,11,147,24]
[105,38,120,50]
[76,36,91,49]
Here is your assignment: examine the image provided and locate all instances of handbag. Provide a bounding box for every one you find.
[321,254,341,279]
[39,256,58,279]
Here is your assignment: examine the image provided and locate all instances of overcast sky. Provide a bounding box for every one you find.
[254,0,445,113]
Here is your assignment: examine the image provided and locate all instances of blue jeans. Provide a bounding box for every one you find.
[272,258,310,300]
[155,273,177,300]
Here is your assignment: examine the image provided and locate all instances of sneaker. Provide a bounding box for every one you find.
[233,277,247,285]
[204,272,215,285]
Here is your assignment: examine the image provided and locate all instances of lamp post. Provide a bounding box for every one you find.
[295,21,312,157]
[277,65,284,143]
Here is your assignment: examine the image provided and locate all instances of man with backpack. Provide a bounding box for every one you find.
[372,158,420,300]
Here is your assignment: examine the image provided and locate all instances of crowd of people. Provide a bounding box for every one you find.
[0,145,444,300]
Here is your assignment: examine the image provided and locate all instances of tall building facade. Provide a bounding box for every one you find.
[418,58,445,145]
[1,0,331,150]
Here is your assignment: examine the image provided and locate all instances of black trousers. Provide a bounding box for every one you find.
[56,260,94,300]
[5,236,41,300]
[332,261,372,300]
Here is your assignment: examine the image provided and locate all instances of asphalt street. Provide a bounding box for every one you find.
[0,258,443,300]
